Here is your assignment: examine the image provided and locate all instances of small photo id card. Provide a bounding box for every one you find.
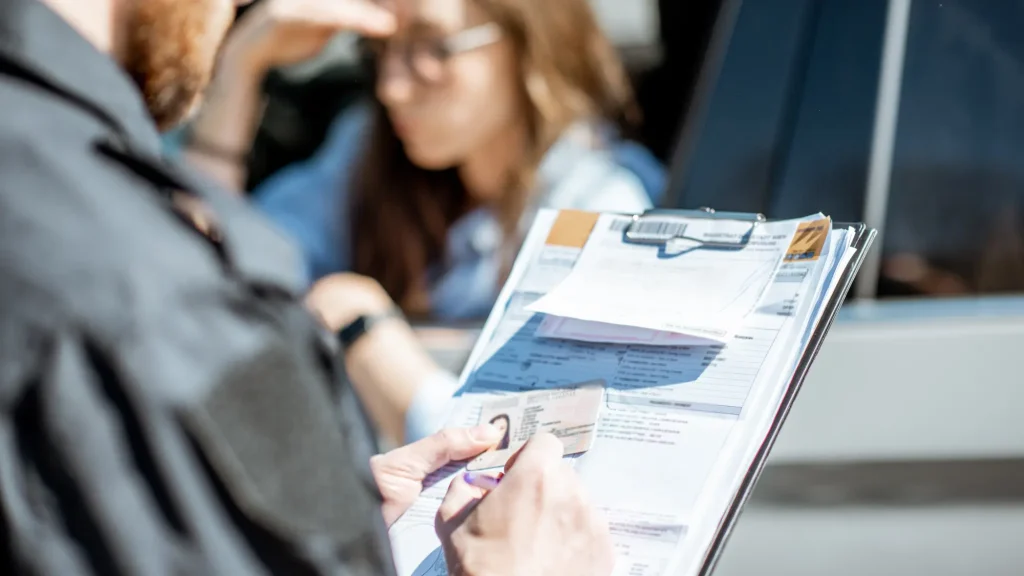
[467,380,605,471]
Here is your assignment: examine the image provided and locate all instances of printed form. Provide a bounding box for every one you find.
[389,209,854,576]
[528,214,805,341]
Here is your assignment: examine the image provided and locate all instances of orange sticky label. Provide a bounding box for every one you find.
[545,210,600,248]
[785,218,831,261]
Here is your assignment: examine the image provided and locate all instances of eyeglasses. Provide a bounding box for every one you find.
[359,22,503,84]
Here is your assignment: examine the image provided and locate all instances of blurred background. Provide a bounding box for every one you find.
[230,0,1024,573]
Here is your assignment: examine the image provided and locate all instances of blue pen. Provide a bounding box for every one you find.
[463,471,503,491]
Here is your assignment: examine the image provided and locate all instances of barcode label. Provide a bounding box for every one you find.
[627,219,687,238]
[609,217,632,232]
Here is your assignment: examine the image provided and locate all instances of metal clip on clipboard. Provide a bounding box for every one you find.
[622,206,768,249]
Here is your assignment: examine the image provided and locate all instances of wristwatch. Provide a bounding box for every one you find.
[337,306,404,349]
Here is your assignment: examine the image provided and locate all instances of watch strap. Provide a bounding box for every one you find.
[337,307,405,349]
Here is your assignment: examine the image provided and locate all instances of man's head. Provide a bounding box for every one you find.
[118,0,247,130]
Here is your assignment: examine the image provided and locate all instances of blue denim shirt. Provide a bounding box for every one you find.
[250,102,661,321]
[167,103,664,443]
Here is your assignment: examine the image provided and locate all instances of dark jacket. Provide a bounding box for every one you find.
[0,1,396,574]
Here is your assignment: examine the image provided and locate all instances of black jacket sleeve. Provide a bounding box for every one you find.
[0,319,396,576]
[0,329,196,575]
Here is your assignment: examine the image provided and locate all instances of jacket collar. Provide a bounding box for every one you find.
[0,0,306,297]
[0,0,163,155]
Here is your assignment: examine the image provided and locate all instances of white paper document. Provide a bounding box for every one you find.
[535,314,718,346]
[388,209,866,576]
[527,214,806,340]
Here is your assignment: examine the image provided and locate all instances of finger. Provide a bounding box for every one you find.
[436,473,484,534]
[502,443,527,473]
[388,425,502,480]
[292,0,397,36]
[503,432,563,475]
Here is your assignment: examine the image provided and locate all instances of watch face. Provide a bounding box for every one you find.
[339,315,369,348]
[338,308,402,348]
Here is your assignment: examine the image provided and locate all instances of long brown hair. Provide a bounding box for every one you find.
[350,0,638,315]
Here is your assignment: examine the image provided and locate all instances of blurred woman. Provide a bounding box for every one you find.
[185,0,661,322]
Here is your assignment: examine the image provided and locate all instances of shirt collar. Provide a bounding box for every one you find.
[536,120,613,191]
[445,120,616,261]
[0,0,163,155]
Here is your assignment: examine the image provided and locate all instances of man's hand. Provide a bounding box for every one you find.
[371,425,502,526]
[436,433,615,576]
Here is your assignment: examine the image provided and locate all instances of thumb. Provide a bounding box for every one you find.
[402,425,503,478]
[436,473,485,536]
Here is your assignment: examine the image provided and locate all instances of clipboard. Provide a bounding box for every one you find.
[622,207,876,575]
[387,205,876,576]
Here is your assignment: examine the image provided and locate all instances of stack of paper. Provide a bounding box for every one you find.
[389,209,865,576]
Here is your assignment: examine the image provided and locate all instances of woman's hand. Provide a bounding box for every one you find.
[185,1,394,190]
[223,0,396,76]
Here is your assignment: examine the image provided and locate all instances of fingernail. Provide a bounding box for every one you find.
[463,471,501,491]
[470,423,501,442]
